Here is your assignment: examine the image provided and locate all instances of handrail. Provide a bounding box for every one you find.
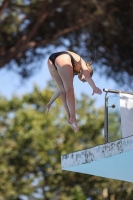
[104,91,108,143]
[103,88,133,95]
[103,88,133,143]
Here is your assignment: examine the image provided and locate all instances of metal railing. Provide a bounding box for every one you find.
[103,88,133,143]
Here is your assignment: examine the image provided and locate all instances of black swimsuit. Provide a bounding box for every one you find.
[49,51,75,65]
[49,51,81,75]
[49,51,69,65]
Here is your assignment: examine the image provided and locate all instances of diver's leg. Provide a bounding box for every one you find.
[47,60,70,119]
[55,63,79,132]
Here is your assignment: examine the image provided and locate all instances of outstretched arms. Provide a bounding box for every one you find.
[45,88,60,114]
[83,70,102,95]
[81,59,102,95]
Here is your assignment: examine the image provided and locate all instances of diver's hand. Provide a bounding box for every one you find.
[92,87,102,95]
[44,103,51,114]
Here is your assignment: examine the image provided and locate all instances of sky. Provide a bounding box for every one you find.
[0,55,118,108]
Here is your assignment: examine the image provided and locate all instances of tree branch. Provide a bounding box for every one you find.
[20,17,94,51]
[0,0,10,16]
[0,16,91,68]
[0,1,49,68]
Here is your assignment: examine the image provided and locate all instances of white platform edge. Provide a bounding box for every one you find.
[61,135,133,169]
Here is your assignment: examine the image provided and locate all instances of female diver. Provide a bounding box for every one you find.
[45,50,102,132]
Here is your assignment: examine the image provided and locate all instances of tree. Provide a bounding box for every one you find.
[0,85,133,200]
[0,0,133,86]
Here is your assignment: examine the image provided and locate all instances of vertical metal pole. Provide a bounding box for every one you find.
[104,92,108,143]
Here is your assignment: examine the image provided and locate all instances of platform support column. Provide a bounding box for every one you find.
[104,92,108,143]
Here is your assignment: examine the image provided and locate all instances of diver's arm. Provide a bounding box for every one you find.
[49,88,60,104]
[45,88,60,114]
[81,59,102,95]
[84,70,102,95]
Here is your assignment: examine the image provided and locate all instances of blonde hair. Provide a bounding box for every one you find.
[86,61,93,77]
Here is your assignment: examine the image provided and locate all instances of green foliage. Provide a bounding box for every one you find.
[0,85,133,200]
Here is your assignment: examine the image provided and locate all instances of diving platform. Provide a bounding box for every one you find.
[61,88,133,182]
[61,135,133,182]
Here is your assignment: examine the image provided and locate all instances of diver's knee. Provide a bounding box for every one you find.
[65,87,74,93]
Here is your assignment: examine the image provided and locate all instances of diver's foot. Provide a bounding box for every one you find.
[68,119,79,132]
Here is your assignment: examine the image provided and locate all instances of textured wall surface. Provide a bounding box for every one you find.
[61,136,133,169]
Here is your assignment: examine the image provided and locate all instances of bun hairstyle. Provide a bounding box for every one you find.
[86,61,93,77]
